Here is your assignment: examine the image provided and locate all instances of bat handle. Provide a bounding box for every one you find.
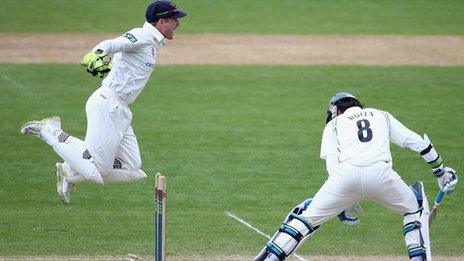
[434,190,445,205]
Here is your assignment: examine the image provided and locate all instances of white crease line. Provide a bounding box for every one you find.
[226,211,272,239]
[225,211,306,261]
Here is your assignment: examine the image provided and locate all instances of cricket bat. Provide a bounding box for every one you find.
[428,189,445,229]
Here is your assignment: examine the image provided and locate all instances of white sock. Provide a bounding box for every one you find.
[102,169,147,183]
[51,142,103,184]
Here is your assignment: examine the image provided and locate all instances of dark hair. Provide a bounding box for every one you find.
[335,97,364,113]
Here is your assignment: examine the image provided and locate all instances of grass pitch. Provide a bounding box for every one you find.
[0,65,463,256]
[1,0,463,257]
[1,0,464,34]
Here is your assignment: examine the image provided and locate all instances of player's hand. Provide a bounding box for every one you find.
[436,167,458,194]
[338,203,362,225]
[81,49,112,78]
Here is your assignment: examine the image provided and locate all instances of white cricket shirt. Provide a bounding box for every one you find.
[94,22,166,105]
[320,106,429,167]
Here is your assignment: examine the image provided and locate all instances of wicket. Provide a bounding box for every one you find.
[155,173,166,261]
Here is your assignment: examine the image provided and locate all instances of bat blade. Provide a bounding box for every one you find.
[428,206,439,228]
[428,190,445,229]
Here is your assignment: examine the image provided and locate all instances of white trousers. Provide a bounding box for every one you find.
[62,86,146,184]
[303,161,418,226]
[85,86,141,174]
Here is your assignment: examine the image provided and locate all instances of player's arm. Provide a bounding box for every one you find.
[81,32,141,77]
[385,111,458,193]
[93,32,141,54]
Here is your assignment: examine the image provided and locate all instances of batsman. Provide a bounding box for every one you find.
[20,1,186,204]
[255,92,458,261]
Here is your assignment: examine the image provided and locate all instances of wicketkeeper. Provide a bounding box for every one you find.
[255,92,458,261]
[20,1,186,204]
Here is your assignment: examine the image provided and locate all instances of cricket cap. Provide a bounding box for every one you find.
[146,1,187,23]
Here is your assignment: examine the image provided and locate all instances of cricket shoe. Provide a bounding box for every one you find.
[55,162,74,205]
[20,116,61,140]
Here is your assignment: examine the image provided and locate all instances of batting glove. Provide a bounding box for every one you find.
[81,49,112,78]
[338,203,363,226]
[436,166,459,194]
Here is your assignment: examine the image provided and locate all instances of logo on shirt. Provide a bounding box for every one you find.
[145,62,155,68]
[123,32,138,43]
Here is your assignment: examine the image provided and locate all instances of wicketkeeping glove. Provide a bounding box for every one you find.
[434,166,459,194]
[338,203,363,226]
[81,49,112,78]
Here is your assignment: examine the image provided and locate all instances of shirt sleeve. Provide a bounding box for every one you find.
[320,122,338,159]
[93,32,142,54]
[384,111,429,153]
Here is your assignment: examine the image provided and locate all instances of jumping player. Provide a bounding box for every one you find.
[255,92,458,261]
[20,1,186,204]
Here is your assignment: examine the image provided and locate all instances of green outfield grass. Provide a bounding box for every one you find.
[0,65,463,256]
[1,0,464,34]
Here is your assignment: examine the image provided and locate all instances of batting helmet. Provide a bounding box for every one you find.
[326,92,362,123]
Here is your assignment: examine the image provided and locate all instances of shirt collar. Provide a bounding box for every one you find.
[143,22,166,45]
[344,106,362,114]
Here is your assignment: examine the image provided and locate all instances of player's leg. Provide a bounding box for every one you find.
[20,115,103,185]
[58,133,87,184]
[54,88,127,184]
[55,118,136,201]
[81,87,133,173]
[407,182,431,261]
[60,125,147,184]
[56,88,132,203]
[46,132,105,203]
[54,134,87,204]
[21,116,102,204]
[254,198,318,261]
[255,171,360,261]
[102,168,147,183]
[371,168,430,260]
[23,88,130,204]
[101,125,147,183]
[20,88,125,185]
[56,131,109,186]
